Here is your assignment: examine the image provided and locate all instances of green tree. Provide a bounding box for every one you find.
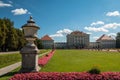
[7,28,18,51]
[0,18,26,51]
[0,19,8,51]
[35,38,43,49]
[116,32,120,48]
[16,29,26,50]
[3,18,14,30]
[3,18,14,51]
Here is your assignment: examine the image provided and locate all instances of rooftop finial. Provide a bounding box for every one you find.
[27,16,35,23]
[30,16,33,19]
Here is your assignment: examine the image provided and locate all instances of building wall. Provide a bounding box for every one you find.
[54,42,67,49]
[89,42,98,49]
[67,34,89,49]
[99,40,116,49]
[41,40,54,49]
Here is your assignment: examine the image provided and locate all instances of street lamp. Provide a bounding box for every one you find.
[20,16,40,73]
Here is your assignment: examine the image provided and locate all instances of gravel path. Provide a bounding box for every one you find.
[0,62,21,76]
[0,51,19,55]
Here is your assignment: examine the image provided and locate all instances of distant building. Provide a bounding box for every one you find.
[54,42,67,49]
[67,31,89,49]
[41,35,54,49]
[89,42,98,49]
[96,34,116,49]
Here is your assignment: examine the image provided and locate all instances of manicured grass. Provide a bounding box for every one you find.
[38,49,50,55]
[0,53,21,68]
[41,50,120,72]
[0,49,49,69]
[38,49,51,57]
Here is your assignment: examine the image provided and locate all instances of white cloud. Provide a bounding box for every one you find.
[91,21,104,26]
[108,33,117,37]
[103,23,120,29]
[28,12,32,14]
[11,8,29,15]
[106,11,120,17]
[50,29,72,38]
[108,33,116,39]
[93,36,99,40]
[0,1,12,7]
[50,33,64,38]
[85,21,120,32]
[86,32,92,34]
[85,21,107,32]
[84,26,109,32]
[56,29,72,34]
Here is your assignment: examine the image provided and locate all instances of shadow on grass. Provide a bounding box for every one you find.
[0,71,18,77]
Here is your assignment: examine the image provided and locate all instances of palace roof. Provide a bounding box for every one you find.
[70,31,87,35]
[41,35,53,41]
[96,34,115,41]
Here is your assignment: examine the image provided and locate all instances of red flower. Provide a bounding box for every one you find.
[10,72,120,80]
[38,50,55,66]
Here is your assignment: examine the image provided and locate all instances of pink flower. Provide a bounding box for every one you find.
[38,50,55,66]
[10,72,120,80]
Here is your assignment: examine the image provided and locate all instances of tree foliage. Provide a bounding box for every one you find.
[116,32,120,48]
[35,38,43,49]
[0,19,8,51]
[0,18,26,51]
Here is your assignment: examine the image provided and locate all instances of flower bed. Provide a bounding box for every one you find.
[38,50,55,66]
[10,72,120,80]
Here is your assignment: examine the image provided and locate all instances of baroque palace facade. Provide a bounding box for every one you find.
[67,31,89,49]
[96,34,116,49]
[41,35,54,49]
[40,31,116,49]
[41,30,90,49]
[89,34,116,49]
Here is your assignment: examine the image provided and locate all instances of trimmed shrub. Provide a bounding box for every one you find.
[88,67,101,74]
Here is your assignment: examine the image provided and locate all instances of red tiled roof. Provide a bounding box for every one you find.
[96,34,114,41]
[41,35,53,41]
[70,31,86,35]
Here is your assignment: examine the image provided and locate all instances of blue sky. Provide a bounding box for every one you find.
[0,0,120,42]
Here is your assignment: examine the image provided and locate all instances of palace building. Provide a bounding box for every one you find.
[41,31,90,49]
[41,35,54,49]
[96,34,116,49]
[67,31,89,49]
[41,32,116,49]
[54,42,67,49]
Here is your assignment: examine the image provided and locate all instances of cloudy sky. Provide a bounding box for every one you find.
[0,0,120,42]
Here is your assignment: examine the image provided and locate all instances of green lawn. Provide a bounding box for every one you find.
[0,53,21,68]
[39,49,51,57]
[0,49,49,69]
[41,50,120,72]
[38,49,50,55]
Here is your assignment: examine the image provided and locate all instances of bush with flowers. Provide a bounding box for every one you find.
[10,72,120,80]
